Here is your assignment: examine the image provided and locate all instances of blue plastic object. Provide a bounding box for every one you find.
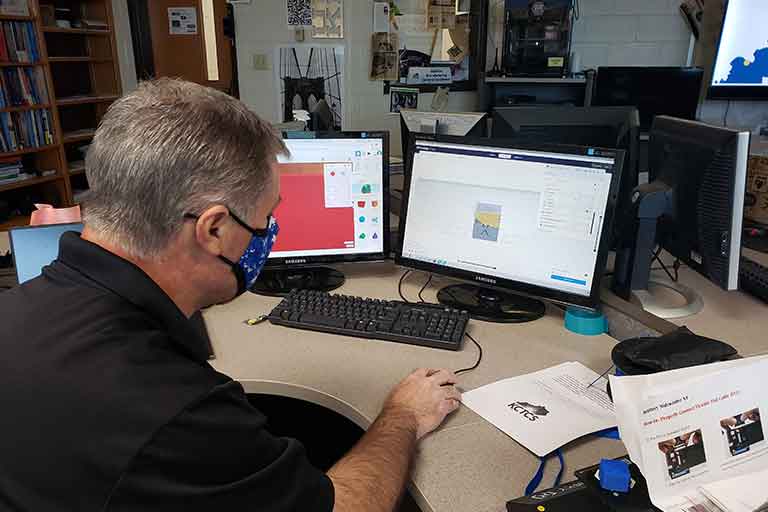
[599,459,631,493]
[564,307,608,336]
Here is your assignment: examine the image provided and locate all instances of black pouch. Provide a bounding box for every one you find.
[612,326,738,375]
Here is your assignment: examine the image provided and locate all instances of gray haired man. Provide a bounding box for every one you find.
[0,79,460,511]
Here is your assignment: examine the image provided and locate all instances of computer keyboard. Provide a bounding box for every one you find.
[268,289,470,350]
[740,257,768,304]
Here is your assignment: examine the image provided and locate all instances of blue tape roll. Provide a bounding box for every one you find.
[564,308,607,336]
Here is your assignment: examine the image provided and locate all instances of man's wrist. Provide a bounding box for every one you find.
[379,403,420,439]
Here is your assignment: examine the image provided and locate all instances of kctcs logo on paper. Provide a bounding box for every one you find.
[508,401,550,422]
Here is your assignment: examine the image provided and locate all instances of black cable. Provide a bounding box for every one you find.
[724,100,731,127]
[455,333,483,375]
[398,270,412,303]
[587,365,615,389]
[418,274,433,303]
[652,246,679,283]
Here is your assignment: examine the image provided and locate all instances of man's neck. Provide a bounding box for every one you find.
[81,227,201,318]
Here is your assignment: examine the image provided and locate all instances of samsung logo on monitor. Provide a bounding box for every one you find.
[475,276,497,285]
[285,258,308,265]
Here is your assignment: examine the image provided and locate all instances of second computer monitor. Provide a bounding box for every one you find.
[593,67,704,131]
[400,111,486,158]
[251,132,389,296]
[491,106,639,222]
[397,136,623,321]
[9,223,84,284]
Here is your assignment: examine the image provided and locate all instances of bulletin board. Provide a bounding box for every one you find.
[384,0,482,92]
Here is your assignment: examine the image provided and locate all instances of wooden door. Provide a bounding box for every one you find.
[145,0,233,92]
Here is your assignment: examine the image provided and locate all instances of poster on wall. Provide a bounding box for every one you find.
[168,7,198,35]
[426,0,456,29]
[370,33,399,81]
[390,87,419,113]
[286,0,312,27]
[312,0,344,39]
[275,45,345,131]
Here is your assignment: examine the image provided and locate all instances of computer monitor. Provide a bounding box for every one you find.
[251,131,390,296]
[593,67,704,131]
[9,221,215,355]
[709,0,768,100]
[397,135,623,322]
[491,106,639,239]
[399,111,486,158]
[612,117,750,318]
[9,223,84,284]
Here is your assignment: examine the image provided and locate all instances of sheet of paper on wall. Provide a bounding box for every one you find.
[287,0,312,27]
[462,362,617,457]
[373,1,390,33]
[370,33,399,81]
[312,0,344,39]
[407,66,452,85]
[447,14,471,63]
[426,0,456,29]
[168,7,198,35]
[609,356,768,512]
[401,111,485,137]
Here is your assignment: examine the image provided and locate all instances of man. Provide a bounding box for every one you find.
[0,79,460,511]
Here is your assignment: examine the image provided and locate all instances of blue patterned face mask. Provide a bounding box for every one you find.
[185,210,279,297]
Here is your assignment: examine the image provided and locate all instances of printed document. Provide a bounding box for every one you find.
[610,356,768,512]
[462,362,616,457]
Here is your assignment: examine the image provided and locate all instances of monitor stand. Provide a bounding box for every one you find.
[250,267,345,297]
[631,278,704,319]
[436,284,546,323]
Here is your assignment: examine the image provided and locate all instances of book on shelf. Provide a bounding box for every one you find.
[0,66,48,106]
[80,19,108,29]
[0,0,30,17]
[0,108,52,152]
[0,21,37,63]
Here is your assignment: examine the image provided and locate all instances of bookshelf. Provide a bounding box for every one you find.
[0,0,121,230]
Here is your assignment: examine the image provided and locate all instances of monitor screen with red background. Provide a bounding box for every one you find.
[270,135,387,261]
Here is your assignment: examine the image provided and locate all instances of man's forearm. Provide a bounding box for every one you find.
[328,406,418,512]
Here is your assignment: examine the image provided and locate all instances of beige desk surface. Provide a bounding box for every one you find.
[205,263,626,512]
[0,232,8,254]
[649,248,768,358]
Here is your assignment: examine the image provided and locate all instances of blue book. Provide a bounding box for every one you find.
[24,68,38,103]
[1,112,14,151]
[24,23,37,62]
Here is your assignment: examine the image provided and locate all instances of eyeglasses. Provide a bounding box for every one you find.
[184,210,272,237]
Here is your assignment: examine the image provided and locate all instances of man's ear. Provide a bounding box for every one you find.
[192,205,231,257]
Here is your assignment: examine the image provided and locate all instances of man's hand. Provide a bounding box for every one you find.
[383,368,461,440]
[329,368,461,512]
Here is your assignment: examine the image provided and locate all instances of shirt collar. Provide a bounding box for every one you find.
[57,232,210,362]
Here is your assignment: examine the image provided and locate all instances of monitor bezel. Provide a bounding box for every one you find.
[708,0,768,100]
[395,134,623,310]
[8,222,84,284]
[265,131,390,269]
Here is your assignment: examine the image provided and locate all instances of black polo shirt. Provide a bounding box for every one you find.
[0,232,334,511]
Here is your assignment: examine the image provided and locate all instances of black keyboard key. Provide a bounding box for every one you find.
[300,313,346,328]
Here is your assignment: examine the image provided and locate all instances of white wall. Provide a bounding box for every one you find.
[232,0,768,147]
[233,0,478,156]
[571,0,691,69]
